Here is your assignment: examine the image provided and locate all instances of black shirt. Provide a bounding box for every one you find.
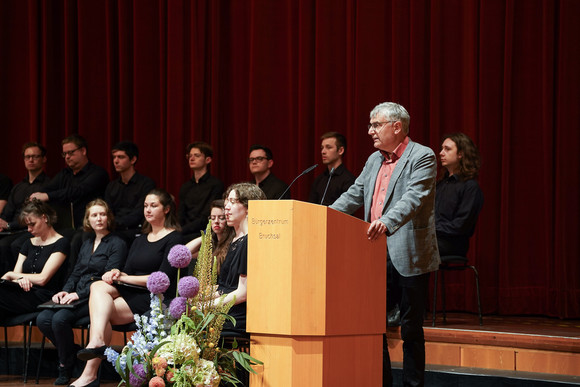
[308,164,356,206]
[435,174,483,252]
[1,172,50,230]
[105,172,155,230]
[178,171,224,236]
[62,233,127,299]
[43,162,109,229]
[258,172,289,199]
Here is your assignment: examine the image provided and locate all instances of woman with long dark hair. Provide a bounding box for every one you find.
[186,199,234,273]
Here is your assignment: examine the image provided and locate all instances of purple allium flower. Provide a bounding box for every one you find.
[167,244,192,269]
[169,297,187,319]
[129,363,147,387]
[178,276,200,298]
[147,271,170,294]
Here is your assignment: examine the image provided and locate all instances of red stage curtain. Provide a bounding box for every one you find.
[0,0,578,318]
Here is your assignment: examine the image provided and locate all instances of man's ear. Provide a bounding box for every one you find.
[130,156,137,166]
[205,156,212,165]
[393,121,402,134]
[338,146,345,157]
[267,159,274,169]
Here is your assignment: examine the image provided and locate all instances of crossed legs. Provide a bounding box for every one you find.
[71,281,134,387]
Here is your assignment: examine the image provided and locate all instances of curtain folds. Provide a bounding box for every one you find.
[1,0,578,318]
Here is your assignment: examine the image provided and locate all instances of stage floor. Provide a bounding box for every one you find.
[427,312,580,337]
[387,312,580,378]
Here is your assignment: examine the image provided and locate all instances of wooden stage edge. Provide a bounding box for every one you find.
[387,313,580,378]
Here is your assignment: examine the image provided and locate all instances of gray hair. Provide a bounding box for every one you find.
[370,102,410,134]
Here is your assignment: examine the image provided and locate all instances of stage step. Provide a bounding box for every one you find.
[387,314,580,378]
[392,362,580,386]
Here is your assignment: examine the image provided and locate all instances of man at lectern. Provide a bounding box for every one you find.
[330,102,440,387]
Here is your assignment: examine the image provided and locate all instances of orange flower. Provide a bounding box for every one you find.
[149,376,165,387]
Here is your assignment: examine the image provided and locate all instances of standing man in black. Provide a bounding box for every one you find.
[105,141,155,245]
[308,132,355,206]
[179,142,224,242]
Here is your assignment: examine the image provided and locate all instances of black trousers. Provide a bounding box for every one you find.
[384,257,430,387]
[37,304,90,368]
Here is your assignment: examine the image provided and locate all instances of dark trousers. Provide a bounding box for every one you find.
[384,257,430,387]
[37,304,89,368]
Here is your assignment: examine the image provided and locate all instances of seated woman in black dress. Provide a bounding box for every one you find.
[70,189,182,387]
[214,183,265,334]
[436,133,484,256]
[0,199,68,315]
[37,199,127,385]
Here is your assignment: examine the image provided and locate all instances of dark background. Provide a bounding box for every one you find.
[1,0,578,318]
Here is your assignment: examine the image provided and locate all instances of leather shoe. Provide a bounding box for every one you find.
[387,305,401,327]
[76,346,107,361]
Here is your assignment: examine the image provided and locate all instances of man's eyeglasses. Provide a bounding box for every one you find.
[248,156,268,163]
[23,154,43,160]
[367,121,395,131]
[61,147,81,158]
[208,215,227,221]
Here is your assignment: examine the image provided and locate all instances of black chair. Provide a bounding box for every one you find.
[1,311,42,383]
[112,322,138,343]
[220,330,251,353]
[431,255,483,326]
[35,315,91,384]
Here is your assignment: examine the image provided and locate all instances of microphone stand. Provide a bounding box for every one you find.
[320,167,335,205]
[278,164,318,199]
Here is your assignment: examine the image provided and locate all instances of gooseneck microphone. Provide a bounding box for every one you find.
[277,164,318,199]
[320,167,335,205]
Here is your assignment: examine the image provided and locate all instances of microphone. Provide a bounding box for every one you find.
[320,167,335,205]
[278,164,318,199]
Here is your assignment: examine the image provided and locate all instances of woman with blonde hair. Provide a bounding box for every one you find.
[37,199,127,385]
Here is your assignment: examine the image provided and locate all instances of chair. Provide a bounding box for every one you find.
[112,322,137,343]
[35,315,91,384]
[1,311,42,383]
[431,255,482,326]
[220,330,251,353]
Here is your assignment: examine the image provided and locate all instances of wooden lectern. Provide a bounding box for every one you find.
[247,200,386,386]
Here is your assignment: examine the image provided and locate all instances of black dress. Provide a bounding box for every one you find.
[119,231,182,314]
[218,235,247,333]
[0,237,69,314]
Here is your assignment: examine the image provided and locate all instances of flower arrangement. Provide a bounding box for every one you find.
[105,223,261,386]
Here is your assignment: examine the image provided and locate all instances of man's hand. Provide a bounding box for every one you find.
[367,220,387,241]
[29,192,49,202]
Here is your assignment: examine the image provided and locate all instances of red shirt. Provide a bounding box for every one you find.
[370,137,409,222]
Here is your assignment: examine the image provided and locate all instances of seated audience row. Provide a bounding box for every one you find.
[1,133,355,273]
